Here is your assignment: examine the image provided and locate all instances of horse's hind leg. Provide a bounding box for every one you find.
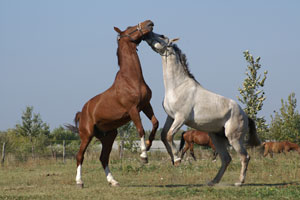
[98,130,119,186]
[263,145,269,157]
[76,129,94,187]
[142,103,159,151]
[161,116,175,163]
[166,116,185,166]
[229,138,250,186]
[207,132,231,186]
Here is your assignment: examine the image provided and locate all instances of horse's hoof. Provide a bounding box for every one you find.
[141,157,148,164]
[207,181,215,186]
[146,140,152,151]
[109,181,120,187]
[174,160,181,167]
[76,183,84,188]
[234,182,243,187]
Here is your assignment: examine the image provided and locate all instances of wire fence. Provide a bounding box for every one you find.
[0,140,180,166]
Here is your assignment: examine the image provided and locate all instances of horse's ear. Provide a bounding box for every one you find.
[170,38,180,43]
[114,27,122,34]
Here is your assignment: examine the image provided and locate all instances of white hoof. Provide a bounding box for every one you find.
[76,180,84,188]
[234,182,243,187]
[109,180,120,187]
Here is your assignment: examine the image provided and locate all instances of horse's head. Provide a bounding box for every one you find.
[144,32,179,56]
[114,20,154,44]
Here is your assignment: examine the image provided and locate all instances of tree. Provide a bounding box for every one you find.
[15,106,50,158]
[50,126,79,144]
[237,50,268,140]
[269,93,300,143]
[117,122,139,157]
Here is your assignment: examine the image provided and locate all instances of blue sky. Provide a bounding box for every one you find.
[1,1,300,131]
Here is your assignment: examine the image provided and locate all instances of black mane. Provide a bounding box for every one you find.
[172,44,196,81]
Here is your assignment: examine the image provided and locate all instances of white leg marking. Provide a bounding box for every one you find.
[105,166,119,186]
[76,165,83,184]
[140,136,147,158]
[174,157,181,163]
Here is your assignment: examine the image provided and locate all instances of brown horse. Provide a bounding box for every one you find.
[66,20,158,187]
[179,130,218,161]
[263,141,300,157]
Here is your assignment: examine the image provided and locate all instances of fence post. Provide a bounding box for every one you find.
[1,142,6,167]
[63,140,66,164]
[119,132,124,159]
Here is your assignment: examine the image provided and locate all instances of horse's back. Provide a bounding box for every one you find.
[191,88,245,132]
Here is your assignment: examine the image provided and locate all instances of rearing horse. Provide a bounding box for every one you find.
[67,20,158,187]
[144,32,261,186]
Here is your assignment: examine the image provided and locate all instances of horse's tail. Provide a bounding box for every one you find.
[246,117,261,147]
[179,131,186,151]
[64,111,81,133]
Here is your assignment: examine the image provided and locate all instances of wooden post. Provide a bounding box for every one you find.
[63,140,66,164]
[119,132,124,159]
[1,142,6,167]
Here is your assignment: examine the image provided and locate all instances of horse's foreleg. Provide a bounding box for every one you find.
[142,104,159,151]
[189,143,197,161]
[161,116,175,163]
[166,117,184,166]
[76,130,94,187]
[207,132,231,186]
[129,108,148,163]
[284,146,289,155]
[99,130,119,186]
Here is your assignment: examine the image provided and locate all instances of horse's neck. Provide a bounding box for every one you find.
[118,42,144,82]
[161,54,190,91]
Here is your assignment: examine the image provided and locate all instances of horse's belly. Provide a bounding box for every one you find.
[96,115,131,132]
[185,117,224,133]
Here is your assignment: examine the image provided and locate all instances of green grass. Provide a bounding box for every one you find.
[1,150,300,200]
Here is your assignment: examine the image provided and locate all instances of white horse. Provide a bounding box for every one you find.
[144,32,261,186]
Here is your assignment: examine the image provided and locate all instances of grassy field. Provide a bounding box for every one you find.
[1,149,300,200]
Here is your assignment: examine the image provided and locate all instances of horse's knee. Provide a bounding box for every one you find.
[161,134,167,143]
[166,132,173,142]
[153,119,159,130]
[241,154,250,163]
[223,154,232,165]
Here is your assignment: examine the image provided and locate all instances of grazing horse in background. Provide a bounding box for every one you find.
[144,32,261,186]
[179,130,218,161]
[66,20,158,187]
[263,141,300,157]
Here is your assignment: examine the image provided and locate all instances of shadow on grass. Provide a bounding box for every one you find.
[126,184,205,188]
[127,181,300,188]
[243,182,300,187]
